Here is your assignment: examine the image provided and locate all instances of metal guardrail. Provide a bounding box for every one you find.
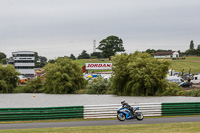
[84,103,162,119]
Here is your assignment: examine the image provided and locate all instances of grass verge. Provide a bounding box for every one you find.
[1,122,200,133]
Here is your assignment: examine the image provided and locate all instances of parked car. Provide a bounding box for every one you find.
[166,76,192,87]
[178,81,192,87]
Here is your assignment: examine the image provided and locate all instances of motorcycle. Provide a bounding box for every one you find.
[117,106,144,121]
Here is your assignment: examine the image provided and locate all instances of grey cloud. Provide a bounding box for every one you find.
[1,0,200,59]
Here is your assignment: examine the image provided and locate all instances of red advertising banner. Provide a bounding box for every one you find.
[85,63,112,70]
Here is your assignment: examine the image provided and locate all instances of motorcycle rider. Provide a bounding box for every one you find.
[121,100,134,116]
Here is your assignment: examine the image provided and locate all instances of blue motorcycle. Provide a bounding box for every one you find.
[117,106,144,121]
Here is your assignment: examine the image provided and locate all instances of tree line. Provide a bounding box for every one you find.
[1,51,200,96]
[1,52,169,95]
[144,40,200,57]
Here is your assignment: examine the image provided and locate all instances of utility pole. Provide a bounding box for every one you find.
[93,40,96,53]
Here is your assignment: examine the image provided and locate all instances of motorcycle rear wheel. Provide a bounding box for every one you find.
[117,113,126,121]
[135,112,144,121]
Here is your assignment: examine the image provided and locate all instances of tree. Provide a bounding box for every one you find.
[48,59,56,64]
[40,56,47,63]
[145,49,156,55]
[0,52,6,62]
[34,52,38,64]
[97,35,125,58]
[91,52,103,58]
[184,49,196,56]
[35,55,48,68]
[78,50,90,59]
[190,40,194,49]
[197,44,200,50]
[44,57,87,94]
[111,51,169,96]
[1,58,8,64]
[0,64,20,93]
[69,54,76,60]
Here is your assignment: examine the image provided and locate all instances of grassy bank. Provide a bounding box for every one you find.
[1,122,200,133]
[168,60,200,73]
[73,57,200,74]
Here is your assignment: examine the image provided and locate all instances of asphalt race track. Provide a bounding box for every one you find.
[1,116,200,129]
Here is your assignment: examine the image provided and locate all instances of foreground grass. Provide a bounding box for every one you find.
[1,122,200,133]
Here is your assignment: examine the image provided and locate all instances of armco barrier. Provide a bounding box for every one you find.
[0,106,83,121]
[84,103,162,119]
[162,102,200,116]
[1,102,200,121]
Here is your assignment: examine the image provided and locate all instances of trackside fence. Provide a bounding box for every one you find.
[0,102,200,121]
[0,106,84,121]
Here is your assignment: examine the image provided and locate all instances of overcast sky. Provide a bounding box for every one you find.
[1,0,200,59]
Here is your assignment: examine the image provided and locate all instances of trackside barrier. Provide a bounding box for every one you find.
[84,103,162,119]
[1,102,200,121]
[0,106,84,121]
[162,102,200,116]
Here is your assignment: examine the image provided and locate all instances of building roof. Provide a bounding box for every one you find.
[12,51,35,54]
[154,51,175,56]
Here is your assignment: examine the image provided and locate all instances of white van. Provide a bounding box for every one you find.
[191,75,200,84]
[166,76,184,85]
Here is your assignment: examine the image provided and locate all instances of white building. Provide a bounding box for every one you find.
[12,51,35,79]
[154,51,179,58]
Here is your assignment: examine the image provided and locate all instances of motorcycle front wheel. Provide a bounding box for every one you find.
[117,113,126,121]
[135,112,144,121]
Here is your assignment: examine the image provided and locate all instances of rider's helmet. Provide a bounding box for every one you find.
[121,100,125,104]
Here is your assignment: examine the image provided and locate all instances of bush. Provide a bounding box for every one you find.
[90,56,98,59]
[86,77,111,94]
[0,64,20,93]
[162,82,183,96]
[14,77,44,93]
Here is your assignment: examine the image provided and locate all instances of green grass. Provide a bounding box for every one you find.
[156,56,200,73]
[185,56,200,61]
[1,122,200,133]
[168,60,200,73]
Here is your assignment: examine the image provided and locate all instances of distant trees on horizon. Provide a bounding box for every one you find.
[1,39,200,65]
